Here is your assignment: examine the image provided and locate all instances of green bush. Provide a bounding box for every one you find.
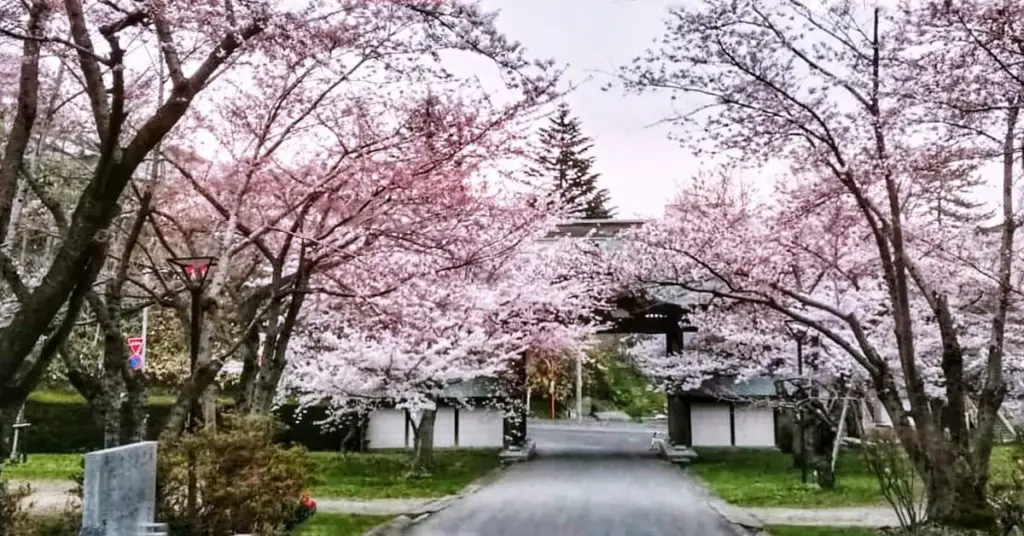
[156,414,315,535]
[19,392,363,453]
[0,479,31,536]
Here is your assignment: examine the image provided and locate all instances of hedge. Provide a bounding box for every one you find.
[18,391,365,454]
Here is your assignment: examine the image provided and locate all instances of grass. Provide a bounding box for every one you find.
[3,449,501,500]
[295,514,390,535]
[691,446,1018,509]
[27,390,233,406]
[3,453,81,481]
[690,448,884,507]
[766,526,878,536]
[309,448,500,499]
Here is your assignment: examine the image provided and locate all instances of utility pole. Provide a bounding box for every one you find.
[141,306,149,363]
[575,353,583,422]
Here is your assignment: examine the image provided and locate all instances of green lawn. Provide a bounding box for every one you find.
[766,526,878,536]
[690,446,1016,508]
[690,448,884,507]
[4,449,500,500]
[3,453,81,481]
[309,448,500,499]
[295,514,389,535]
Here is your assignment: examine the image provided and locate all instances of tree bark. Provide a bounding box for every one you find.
[0,6,266,433]
[121,371,148,444]
[922,444,992,528]
[412,408,436,472]
[237,284,306,415]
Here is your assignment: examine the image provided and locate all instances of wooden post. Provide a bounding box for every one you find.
[665,329,692,446]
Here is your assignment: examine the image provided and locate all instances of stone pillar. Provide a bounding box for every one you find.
[81,441,158,536]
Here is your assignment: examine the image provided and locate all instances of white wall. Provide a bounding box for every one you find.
[458,407,504,447]
[732,405,775,447]
[366,406,504,450]
[434,408,456,448]
[691,402,732,447]
[367,408,408,449]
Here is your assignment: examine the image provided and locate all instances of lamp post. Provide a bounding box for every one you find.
[785,320,810,484]
[168,256,216,524]
[168,256,217,432]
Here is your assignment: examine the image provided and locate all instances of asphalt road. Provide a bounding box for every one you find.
[405,422,741,536]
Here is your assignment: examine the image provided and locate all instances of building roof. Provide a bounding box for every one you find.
[438,376,501,399]
[544,219,648,239]
[679,376,778,399]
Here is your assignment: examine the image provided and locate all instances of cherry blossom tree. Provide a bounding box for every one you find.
[612,1,1024,526]
[282,230,608,469]
[0,0,559,452]
[143,78,560,436]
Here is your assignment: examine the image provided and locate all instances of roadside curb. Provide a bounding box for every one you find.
[361,465,506,535]
[706,497,765,535]
[674,466,765,535]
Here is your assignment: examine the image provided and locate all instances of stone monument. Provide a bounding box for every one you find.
[81,441,159,536]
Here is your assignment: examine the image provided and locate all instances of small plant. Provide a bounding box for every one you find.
[156,413,315,535]
[283,491,317,531]
[861,428,925,533]
[810,456,837,490]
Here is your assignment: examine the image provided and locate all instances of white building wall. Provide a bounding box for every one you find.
[457,407,504,447]
[367,408,408,449]
[732,405,776,447]
[691,402,733,447]
[434,408,456,448]
[366,405,505,450]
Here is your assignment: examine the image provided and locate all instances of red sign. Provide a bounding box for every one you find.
[184,263,209,282]
[127,337,144,356]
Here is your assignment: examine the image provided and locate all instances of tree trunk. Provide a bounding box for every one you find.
[121,373,148,444]
[99,335,127,448]
[200,388,217,431]
[161,359,225,439]
[923,453,992,528]
[240,357,287,415]
[412,409,436,473]
[877,378,997,530]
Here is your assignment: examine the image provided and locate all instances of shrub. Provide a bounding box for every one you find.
[17,510,81,536]
[990,428,1024,536]
[861,428,926,532]
[20,391,364,453]
[0,478,31,536]
[156,414,316,535]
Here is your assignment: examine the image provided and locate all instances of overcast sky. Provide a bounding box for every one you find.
[466,0,1009,220]
[474,0,690,219]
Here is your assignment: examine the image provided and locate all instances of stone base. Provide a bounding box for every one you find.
[659,443,698,466]
[499,439,537,466]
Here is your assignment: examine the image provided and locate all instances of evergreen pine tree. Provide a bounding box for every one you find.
[916,165,993,228]
[529,103,615,219]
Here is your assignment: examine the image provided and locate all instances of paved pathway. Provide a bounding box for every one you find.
[404,424,741,536]
[11,480,78,512]
[744,506,899,527]
[317,497,443,515]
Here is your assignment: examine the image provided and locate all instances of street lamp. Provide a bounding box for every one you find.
[168,255,216,524]
[784,320,810,484]
[168,255,217,432]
